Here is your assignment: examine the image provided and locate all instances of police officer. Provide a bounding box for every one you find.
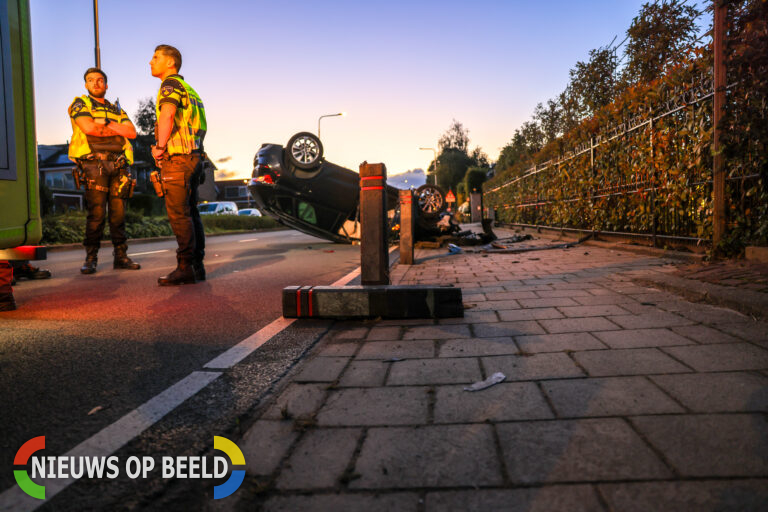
[69,67,140,274]
[150,44,207,286]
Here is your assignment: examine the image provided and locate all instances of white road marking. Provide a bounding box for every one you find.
[204,317,295,369]
[0,371,221,512]
[128,250,169,256]
[237,239,259,243]
[331,266,361,286]
[204,264,362,369]
[0,262,365,510]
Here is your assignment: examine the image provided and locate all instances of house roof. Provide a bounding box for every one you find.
[37,144,71,168]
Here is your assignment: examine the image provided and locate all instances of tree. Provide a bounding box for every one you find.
[469,147,489,168]
[557,88,581,134]
[534,99,564,145]
[132,97,156,165]
[568,45,618,118]
[438,119,470,153]
[496,124,535,174]
[436,148,472,191]
[623,0,700,84]
[464,166,488,195]
[432,119,490,191]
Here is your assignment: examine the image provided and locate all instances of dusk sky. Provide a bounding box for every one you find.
[30,1,707,179]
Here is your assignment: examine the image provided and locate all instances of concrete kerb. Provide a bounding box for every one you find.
[633,272,768,321]
[231,248,408,474]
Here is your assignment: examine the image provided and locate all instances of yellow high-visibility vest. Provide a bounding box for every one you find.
[155,74,206,155]
[68,95,134,164]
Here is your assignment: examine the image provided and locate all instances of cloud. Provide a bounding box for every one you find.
[215,169,239,179]
[216,156,232,163]
[387,168,426,189]
[389,168,424,178]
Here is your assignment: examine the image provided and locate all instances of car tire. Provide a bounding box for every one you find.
[415,184,446,219]
[286,132,324,170]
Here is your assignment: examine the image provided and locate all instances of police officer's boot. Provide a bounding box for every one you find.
[113,244,141,270]
[80,246,99,274]
[157,262,196,286]
[13,262,52,280]
[0,293,16,312]
[193,261,206,281]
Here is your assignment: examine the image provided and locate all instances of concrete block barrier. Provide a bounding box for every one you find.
[283,285,463,319]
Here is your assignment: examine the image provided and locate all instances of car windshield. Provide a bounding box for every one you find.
[198,204,218,212]
[238,210,251,215]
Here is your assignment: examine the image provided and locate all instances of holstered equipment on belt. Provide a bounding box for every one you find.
[112,154,135,199]
[150,170,164,198]
[111,172,135,199]
[72,161,85,190]
[77,152,135,198]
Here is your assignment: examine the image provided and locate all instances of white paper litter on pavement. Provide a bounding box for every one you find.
[463,372,506,392]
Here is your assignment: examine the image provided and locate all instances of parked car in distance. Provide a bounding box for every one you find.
[238,208,262,217]
[198,201,238,215]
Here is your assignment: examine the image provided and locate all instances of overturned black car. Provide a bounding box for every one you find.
[247,132,450,243]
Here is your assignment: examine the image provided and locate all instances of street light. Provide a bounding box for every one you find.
[317,112,346,139]
[93,0,101,67]
[419,147,438,187]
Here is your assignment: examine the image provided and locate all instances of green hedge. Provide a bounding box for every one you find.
[485,0,767,255]
[201,214,279,233]
[41,211,280,245]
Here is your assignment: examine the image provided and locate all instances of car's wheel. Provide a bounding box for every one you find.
[415,184,446,219]
[286,132,324,170]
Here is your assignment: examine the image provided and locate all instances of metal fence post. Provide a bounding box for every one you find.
[713,0,727,246]
[399,189,415,265]
[650,118,657,247]
[359,162,390,285]
[590,137,596,238]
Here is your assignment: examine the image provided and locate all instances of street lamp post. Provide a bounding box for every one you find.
[419,147,438,187]
[93,0,101,67]
[317,112,346,139]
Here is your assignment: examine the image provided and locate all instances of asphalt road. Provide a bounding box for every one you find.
[0,229,362,511]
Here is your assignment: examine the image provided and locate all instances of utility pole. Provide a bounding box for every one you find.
[712,0,727,247]
[93,0,101,68]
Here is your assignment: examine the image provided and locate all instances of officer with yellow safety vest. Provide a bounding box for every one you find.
[149,44,207,286]
[68,67,141,274]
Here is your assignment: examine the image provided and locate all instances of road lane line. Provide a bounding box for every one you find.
[0,263,365,510]
[331,266,361,286]
[204,317,295,369]
[128,250,169,256]
[0,371,221,512]
[237,238,259,242]
[203,264,362,370]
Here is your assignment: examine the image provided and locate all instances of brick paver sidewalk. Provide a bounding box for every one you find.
[230,242,768,512]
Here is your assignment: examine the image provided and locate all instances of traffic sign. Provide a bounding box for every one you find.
[445,190,456,203]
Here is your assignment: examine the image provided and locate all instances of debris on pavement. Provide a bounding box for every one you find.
[383,357,405,363]
[464,233,593,255]
[448,243,462,254]
[463,372,506,392]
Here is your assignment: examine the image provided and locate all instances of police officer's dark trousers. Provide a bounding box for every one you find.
[82,158,128,250]
[162,153,205,270]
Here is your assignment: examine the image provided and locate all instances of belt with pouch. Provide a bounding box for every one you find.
[84,152,123,161]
